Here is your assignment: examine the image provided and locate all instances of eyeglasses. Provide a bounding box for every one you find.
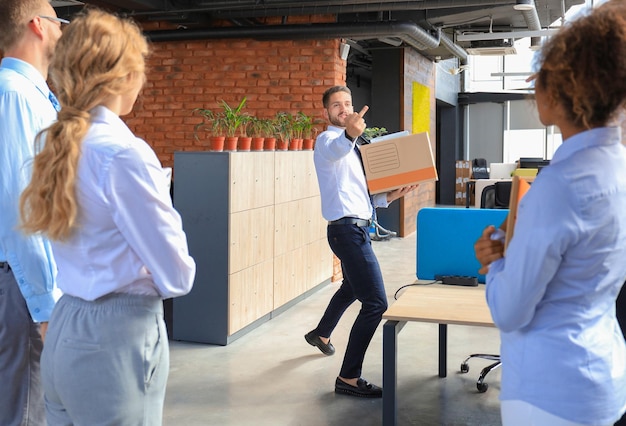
[37,15,71,28]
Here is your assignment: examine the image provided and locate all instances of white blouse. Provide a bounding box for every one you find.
[52,106,195,301]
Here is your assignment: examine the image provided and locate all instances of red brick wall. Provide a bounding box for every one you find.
[125,36,346,168]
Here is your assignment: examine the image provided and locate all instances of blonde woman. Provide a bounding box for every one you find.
[20,9,195,425]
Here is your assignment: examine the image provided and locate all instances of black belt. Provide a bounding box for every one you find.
[328,217,371,227]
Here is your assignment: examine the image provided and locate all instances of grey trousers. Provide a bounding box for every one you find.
[0,263,46,426]
[42,293,169,426]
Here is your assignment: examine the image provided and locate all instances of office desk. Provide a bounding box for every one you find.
[382,284,495,426]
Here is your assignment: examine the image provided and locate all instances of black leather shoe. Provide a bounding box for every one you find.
[304,330,335,356]
[335,377,382,398]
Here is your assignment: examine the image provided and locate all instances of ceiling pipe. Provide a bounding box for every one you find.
[144,19,475,64]
[146,20,441,50]
[439,31,468,65]
[517,1,542,48]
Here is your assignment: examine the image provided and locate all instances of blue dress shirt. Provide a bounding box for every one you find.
[0,58,59,322]
[487,127,626,424]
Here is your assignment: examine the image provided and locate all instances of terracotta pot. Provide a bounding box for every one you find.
[238,136,252,151]
[264,137,276,151]
[210,136,225,152]
[302,138,315,150]
[251,137,265,151]
[290,138,303,151]
[277,139,289,151]
[224,136,238,151]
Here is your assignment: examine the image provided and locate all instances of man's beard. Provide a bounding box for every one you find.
[328,114,345,128]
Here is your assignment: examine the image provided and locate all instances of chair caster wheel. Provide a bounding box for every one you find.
[460,363,469,373]
[477,382,488,393]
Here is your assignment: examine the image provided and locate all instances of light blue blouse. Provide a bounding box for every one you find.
[487,126,626,424]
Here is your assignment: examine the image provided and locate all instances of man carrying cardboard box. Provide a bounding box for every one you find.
[304,85,417,398]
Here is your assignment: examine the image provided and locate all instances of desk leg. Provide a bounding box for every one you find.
[383,319,406,426]
[438,324,447,378]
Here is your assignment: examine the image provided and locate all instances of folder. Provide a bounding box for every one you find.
[504,176,531,252]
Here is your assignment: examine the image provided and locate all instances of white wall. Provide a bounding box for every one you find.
[467,99,561,165]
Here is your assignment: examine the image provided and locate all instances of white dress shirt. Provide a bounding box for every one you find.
[52,106,195,300]
[313,125,388,221]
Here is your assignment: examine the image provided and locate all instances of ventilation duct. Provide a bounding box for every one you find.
[439,31,468,64]
[146,21,441,51]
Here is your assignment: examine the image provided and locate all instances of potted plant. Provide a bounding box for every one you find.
[237,112,254,151]
[295,112,322,150]
[291,111,307,150]
[362,126,388,143]
[263,117,277,151]
[273,111,293,151]
[304,123,323,150]
[220,97,249,151]
[237,117,253,151]
[247,116,271,151]
[193,107,227,151]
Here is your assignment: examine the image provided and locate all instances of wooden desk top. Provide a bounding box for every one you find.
[383,284,495,327]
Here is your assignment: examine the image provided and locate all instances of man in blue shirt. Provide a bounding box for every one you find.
[0,0,65,424]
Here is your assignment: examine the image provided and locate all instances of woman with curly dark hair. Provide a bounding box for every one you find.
[474,2,626,425]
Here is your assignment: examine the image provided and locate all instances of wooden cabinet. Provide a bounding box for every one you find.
[172,151,332,345]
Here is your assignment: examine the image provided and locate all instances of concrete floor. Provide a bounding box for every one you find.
[163,232,503,426]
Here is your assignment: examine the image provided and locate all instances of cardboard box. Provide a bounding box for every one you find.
[454,160,471,205]
[359,132,438,194]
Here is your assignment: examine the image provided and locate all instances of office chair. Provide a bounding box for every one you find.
[480,181,511,209]
[460,353,501,392]
[472,158,489,179]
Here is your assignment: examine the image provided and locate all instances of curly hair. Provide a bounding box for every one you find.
[535,1,626,129]
[20,8,150,241]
